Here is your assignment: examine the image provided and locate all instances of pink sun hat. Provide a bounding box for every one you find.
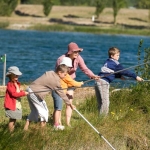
[67,42,83,54]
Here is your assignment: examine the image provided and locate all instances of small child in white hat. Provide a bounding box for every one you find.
[52,57,84,129]
[4,66,28,132]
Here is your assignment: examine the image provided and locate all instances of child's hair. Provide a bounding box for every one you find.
[6,74,13,80]
[108,47,120,58]
[55,64,68,73]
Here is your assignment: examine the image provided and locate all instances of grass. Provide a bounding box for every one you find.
[28,23,150,36]
[0,83,150,150]
[0,22,9,29]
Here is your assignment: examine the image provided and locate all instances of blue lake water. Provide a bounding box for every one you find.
[0,29,150,87]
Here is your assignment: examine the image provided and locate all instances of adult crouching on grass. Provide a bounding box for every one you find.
[53,42,99,126]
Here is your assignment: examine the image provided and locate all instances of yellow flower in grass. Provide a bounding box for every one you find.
[111,112,115,115]
[130,108,133,111]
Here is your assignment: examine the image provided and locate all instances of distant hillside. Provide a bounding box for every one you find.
[0,5,149,30]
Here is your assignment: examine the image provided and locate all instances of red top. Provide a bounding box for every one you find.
[4,81,26,110]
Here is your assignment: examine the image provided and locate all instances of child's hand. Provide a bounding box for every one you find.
[81,81,84,85]
[14,82,20,92]
[14,82,18,87]
[25,92,28,95]
[92,75,100,80]
[136,76,144,81]
[70,104,76,110]
[121,76,126,80]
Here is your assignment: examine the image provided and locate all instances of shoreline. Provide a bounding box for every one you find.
[1,23,150,37]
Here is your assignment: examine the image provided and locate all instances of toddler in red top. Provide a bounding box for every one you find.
[4,66,28,132]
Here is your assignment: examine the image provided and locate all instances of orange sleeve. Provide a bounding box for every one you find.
[60,79,68,93]
[63,74,82,87]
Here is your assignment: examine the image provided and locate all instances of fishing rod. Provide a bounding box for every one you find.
[20,78,98,94]
[101,62,149,78]
[0,62,149,97]
[0,78,94,97]
[0,84,104,98]
[143,80,150,82]
[74,108,116,150]
[0,79,149,98]
[83,62,150,84]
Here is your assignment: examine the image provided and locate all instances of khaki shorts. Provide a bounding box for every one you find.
[5,108,22,120]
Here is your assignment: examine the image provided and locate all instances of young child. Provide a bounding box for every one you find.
[24,64,75,130]
[52,57,83,129]
[95,47,143,116]
[4,66,28,132]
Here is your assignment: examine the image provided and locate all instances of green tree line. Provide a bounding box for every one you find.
[20,0,150,8]
[0,0,18,16]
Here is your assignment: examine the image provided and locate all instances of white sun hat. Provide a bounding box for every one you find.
[6,66,22,76]
[60,57,72,67]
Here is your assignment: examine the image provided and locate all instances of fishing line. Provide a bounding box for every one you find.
[101,62,149,78]
[82,62,149,84]
[0,80,145,98]
[0,62,149,97]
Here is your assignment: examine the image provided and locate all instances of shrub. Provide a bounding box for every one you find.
[42,0,53,16]
[0,0,18,16]
[135,39,150,91]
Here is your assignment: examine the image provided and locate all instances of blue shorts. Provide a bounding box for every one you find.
[52,91,63,110]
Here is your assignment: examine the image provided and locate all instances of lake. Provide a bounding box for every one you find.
[0,29,150,87]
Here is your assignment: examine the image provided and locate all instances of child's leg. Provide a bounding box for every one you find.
[24,120,31,130]
[25,88,49,129]
[95,81,102,112]
[40,121,46,127]
[8,118,16,132]
[59,111,62,125]
[66,89,74,126]
[24,94,39,130]
[53,110,61,126]
[38,100,49,127]
[95,79,110,115]
[41,122,46,127]
[52,91,63,126]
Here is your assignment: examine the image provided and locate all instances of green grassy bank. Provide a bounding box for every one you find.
[28,24,150,36]
[0,22,9,29]
[1,20,150,36]
[0,83,150,150]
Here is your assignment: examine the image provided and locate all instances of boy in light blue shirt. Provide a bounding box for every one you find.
[95,47,143,115]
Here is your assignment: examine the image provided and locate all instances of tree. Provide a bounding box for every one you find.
[0,0,18,16]
[42,0,53,16]
[137,0,150,8]
[21,0,43,4]
[137,0,150,25]
[112,0,126,25]
[95,0,106,19]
